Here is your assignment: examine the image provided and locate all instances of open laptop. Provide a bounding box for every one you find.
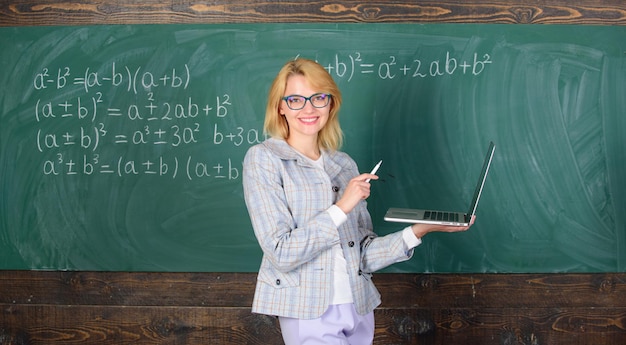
[384,141,495,226]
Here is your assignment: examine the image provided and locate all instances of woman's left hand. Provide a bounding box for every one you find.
[411,215,476,239]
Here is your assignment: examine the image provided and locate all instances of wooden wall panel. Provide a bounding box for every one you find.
[1,271,626,344]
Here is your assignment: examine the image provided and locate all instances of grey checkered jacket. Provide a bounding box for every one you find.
[243,138,414,319]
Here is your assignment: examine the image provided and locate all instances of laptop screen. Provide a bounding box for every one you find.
[466,141,496,217]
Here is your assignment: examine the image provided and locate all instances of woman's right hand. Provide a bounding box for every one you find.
[335,173,378,214]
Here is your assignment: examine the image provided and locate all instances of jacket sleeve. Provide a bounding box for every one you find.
[359,228,414,273]
[242,145,341,273]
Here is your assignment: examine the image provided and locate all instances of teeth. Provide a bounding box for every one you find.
[300,118,317,123]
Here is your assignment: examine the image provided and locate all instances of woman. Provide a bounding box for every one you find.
[242,58,474,344]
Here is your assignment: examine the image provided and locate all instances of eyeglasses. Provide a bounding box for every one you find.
[282,93,332,110]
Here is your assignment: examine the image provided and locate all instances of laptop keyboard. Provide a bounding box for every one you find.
[424,211,459,222]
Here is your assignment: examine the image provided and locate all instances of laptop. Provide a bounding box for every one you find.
[384,141,495,226]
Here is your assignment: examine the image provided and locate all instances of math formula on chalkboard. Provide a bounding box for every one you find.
[32,63,267,180]
[318,51,493,82]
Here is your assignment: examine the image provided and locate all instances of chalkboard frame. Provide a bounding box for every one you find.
[1,0,625,27]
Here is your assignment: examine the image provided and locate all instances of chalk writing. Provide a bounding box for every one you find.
[32,63,265,179]
[40,154,240,181]
[320,51,493,82]
[33,63,191,94]
[31,51,492,179]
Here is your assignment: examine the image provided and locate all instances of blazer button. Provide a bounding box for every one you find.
[276,279,281,286]
[348,241,355,247]
[332,186,339,192]
[358,270,363,276]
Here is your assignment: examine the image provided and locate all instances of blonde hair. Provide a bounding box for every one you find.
[264,58,343,151]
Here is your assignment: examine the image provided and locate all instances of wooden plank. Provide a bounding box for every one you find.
[2,271,626,308]
[2,304,625,344]
[0,305,282,344]
[1,0,625,26]
[0,271,256,307]
[374,308,626,344]
[376,273,626,308]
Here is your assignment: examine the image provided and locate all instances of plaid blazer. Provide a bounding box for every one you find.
[243,138,414,319]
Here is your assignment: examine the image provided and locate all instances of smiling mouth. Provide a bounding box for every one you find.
[299,117,318,123]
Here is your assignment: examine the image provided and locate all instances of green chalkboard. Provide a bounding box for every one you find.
[1,24,624,272]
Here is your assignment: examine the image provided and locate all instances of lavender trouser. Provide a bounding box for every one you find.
[278,304,375,345]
